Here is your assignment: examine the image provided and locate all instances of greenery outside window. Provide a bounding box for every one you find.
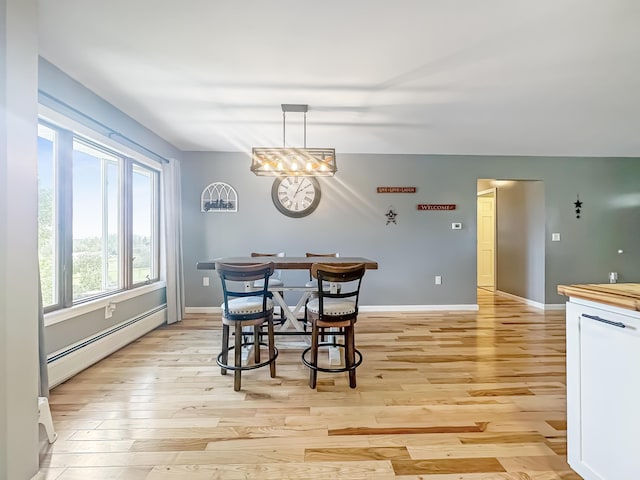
[72,139,123,300]
[37,124,59,308]
[131,164,159,285]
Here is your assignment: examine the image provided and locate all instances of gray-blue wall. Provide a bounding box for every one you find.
[38,58,181,163]
[182,152,640,308]
[496,181,545,303]
[45,290,167,355]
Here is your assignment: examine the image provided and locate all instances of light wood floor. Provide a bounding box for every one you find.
[41,290,582,479]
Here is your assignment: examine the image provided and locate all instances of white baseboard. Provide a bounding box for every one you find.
[543,303,566,310]
[495,290,565,310]
[185,304,479,314]
[185,306,221,314]
[360,304,479,312]
[495,290,543,308]
[47,307,166,388]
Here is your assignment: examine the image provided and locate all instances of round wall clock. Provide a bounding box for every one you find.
[271,176,321,218]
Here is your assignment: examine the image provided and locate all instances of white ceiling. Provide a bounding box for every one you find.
[38,0,640,157]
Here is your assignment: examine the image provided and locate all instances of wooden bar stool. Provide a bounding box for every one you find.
[304,253,339,290]
[215,262,278,391]
[250,252,285,288]
[303,253,339,331]
[251,252,285,324]
[302,263,366,389]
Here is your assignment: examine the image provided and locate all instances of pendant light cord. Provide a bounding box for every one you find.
[282,109,307,148]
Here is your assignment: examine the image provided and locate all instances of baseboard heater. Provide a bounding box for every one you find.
[47,305,167,388]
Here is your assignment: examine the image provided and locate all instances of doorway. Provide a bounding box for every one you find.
[477,188,496,290]
[476,179,546,305]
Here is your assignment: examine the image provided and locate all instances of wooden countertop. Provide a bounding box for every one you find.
[557,283,640,312]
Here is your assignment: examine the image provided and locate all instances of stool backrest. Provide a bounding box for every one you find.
[305,252,339,281]
[251,252,285,280]
[310,263,365,317]
[215,262,274,320]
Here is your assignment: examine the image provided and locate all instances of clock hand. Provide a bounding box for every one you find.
[293,181,304,197]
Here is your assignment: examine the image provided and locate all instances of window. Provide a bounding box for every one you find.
[37,121,160,311]
[72,140,122,300]
[131,163,159,284]
[37,124,59,308]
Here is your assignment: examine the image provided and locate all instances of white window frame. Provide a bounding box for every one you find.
[38,105,163,318]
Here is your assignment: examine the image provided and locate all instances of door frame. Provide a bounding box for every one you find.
[477,187,497,291]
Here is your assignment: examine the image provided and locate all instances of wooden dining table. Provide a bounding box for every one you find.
[197,256,378,360]
[197,256,378,271]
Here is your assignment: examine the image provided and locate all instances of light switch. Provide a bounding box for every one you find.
[552,233,561,241]
[451,222,462,230]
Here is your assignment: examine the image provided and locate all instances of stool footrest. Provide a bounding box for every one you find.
[217,342,278,371]
[301,343,362,373]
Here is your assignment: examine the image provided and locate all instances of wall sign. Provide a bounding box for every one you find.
[377,187,416,193]
[417,204,456,211]
[201,182,238,212]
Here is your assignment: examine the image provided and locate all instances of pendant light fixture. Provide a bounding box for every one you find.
[251,104,337,176]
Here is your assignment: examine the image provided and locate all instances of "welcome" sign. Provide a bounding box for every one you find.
[417,204,456,211]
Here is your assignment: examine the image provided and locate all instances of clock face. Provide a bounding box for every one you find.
[271,176,321,218]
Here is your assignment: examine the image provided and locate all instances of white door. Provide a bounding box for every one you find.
[477,192,495,288]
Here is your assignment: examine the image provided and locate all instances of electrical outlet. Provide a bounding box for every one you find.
[203,276,209,286]
[552,233,561,241]
[435,275,442,285]
[105,302,116,319]
[451,222,462,230]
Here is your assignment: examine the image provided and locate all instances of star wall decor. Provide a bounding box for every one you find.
[385,206,398,225]
[574,194,583,218]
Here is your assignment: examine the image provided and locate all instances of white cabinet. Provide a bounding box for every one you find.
[566,299,640,480]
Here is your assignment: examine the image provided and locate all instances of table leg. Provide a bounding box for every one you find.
[269,289,310,347]
[271,289,311,333]
[290,290,313,321]
[328,328,343,365]
[270,290,295,331]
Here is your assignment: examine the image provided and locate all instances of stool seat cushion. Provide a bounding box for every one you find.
[222,296,274,316]
[307,298,356,316]
[254,278,284,288]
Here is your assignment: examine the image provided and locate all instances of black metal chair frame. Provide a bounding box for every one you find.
[250,252,286,325]
[302,253,340,332]
[216,262,278,391]
[302,263,365,388]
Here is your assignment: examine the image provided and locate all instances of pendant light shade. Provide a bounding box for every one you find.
[251,104,337,177]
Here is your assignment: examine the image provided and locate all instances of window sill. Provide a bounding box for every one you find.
[44,281,166,327]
